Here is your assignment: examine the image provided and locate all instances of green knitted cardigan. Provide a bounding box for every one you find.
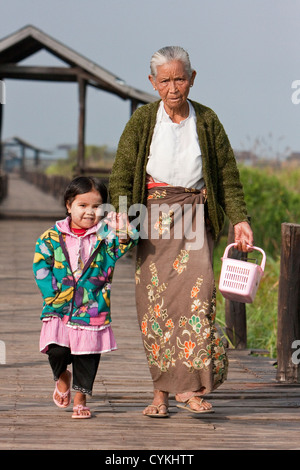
[109,100,248,239]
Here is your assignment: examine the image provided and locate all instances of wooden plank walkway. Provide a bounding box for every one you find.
[0,174,300,451]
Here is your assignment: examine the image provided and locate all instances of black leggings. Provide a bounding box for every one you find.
[46,344,101,396]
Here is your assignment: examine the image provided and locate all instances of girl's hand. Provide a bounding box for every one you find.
[104,212,130,241]
[234,221,254,252]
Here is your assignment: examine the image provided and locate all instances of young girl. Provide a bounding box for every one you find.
[33,176,137,419]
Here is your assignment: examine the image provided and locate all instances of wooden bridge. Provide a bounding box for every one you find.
[0,174,299,451]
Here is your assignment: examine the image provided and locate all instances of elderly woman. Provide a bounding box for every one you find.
[109,46,253,417]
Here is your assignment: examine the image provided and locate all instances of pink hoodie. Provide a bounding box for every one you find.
[56,216,101,276]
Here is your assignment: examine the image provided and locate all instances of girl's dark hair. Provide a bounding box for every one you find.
[64,176,108,213]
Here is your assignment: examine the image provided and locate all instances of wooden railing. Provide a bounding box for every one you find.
[22,171,71,204]
[0,171,8,202]
[22,170,110,204]
[276,223,300,383]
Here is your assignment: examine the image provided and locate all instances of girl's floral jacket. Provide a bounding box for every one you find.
[33,219,138,328]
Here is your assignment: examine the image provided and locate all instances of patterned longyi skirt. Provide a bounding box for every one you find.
[135,185,228,395]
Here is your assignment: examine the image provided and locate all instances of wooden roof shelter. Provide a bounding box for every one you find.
[0,25,156,173]
[3,136,52,170]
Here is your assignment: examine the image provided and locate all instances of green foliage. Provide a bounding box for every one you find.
[268,164,300,194]
[67,145,115,168]
[45,145,115,178]
[238,165,300,258]
[45,150,76,177]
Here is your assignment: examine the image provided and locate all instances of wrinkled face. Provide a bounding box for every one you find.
[66,190,102,230]
[149,60,196,115]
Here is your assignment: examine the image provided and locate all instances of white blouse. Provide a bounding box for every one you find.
[146,100,204,189]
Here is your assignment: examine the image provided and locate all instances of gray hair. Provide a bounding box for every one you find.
[150,46,194,78]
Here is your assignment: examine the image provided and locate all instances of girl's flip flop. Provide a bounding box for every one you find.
[53,372,71,408]
[72,404,91,419]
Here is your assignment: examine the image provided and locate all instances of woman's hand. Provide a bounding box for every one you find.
[234,221,254,252]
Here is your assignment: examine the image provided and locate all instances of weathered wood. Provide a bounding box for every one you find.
[276,223,300,383]
[0,92,3,167]
[0,65,87,81]
[130,99,139,115]
[0,26,156,104]
[0,171,8,202]
[77,77,87,174]
[22,171,70,202]
[1,177,300,450]
[3,136,51,154]
[20,145,25,173]
[225,222,247,348]
[0,25,156,181]
[0,173,65,219]
[22,171,109,202]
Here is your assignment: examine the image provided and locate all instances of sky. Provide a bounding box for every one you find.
[0,0,300,159]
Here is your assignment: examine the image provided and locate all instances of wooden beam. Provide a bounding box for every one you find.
[0,25,157,104]
[77,77,87,174]
[0,64,129,100]
[276,223,300,383]
[0,64,86,82]
[34,149,39,167]
[20,145,25,174]
[0,77,4,168]
[130,99,138,115]
[0,104,3,168]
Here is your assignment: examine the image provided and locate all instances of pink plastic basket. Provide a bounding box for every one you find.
[219,243,266,303]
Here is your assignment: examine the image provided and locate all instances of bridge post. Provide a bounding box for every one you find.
[77,76,87,175]
[0,85,3,168]
[276,223,300,382]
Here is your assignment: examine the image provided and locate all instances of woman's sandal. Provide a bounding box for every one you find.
[144,403,169,418]
[53,372,71,409]
[72,404,91,419]
[176,397,214,414]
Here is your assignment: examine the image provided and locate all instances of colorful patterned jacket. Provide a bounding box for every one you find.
[33,220,138,328]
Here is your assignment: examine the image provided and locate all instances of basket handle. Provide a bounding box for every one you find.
[222,243,266,272]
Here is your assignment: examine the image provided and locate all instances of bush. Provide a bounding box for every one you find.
[238,166,300,258]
